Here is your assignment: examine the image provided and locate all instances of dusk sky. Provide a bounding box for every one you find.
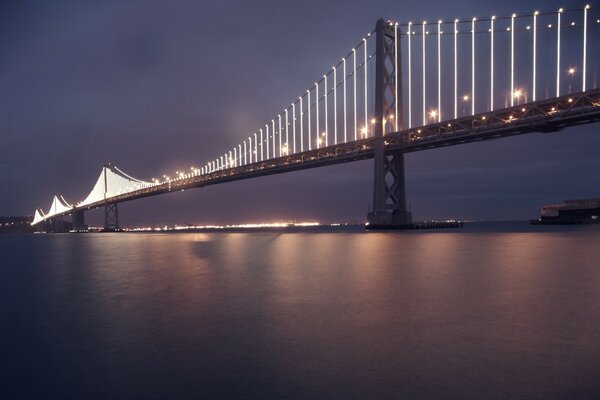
[1,0,598,225]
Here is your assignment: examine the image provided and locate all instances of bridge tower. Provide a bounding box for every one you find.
[367,19,412,228]
[72,209,86,231]
[103,164,120,231]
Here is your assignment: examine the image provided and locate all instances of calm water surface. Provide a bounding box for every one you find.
[2,222,600,399]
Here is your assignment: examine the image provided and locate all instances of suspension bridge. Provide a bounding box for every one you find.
[31,5,600,231]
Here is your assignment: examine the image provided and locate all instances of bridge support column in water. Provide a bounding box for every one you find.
[367,19,412,228]
[104,203,119,231]
[72,209,87,231]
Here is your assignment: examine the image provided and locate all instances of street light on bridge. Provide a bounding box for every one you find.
[568,67,576,93]
[428,109,438,122]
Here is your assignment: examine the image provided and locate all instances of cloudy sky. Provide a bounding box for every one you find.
[1,0,598,225]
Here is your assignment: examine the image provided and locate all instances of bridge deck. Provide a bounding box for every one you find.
[51,89,600,218]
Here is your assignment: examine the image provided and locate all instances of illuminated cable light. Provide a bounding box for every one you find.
[472,17,476,115]
[352,48,357,140]
[265,124,270,159]
[333,66,337,144]
[316,82,320,149]
[394,24,399,130]
[422,21,427,126]
[253,132,262,162]
[454,19,458,119]
[271,119,276,158]
[325,74,329,146]
[437,20,442,122]
[278,114,282,157]
[259,129,264,161]
[299,97,304,152]
[307,90,311,151]
[244,136,252,165]
[363,37,368,136]
[557,8,563,97]
[511,13,515,107]
[284,111,289,155]
[583,5,589,91]
[533,11,538,101]
[292,103,296,154]
[490,16,495,111]
[408,22,413,128]
[343,57,348,140]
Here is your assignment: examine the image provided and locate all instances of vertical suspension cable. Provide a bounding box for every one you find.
[422,22,426,126]
[292,103,296,153]
[265,124,269,159]
[454,19,458,119]
[278,115,282,156]
[307,90,311,151]
[244,141,247,165]
[325,74,329,145]
[299,97,304,152]
[316,82,320,148]
[583,5,590,91]
[343,58,348,140]
[491,16,495,111]
[333,66,338,144]
[253,133,257,161]
[394,24,399,130]
[260,129,264,161]
[353,49,357,140]
[511,14,515,106]
[557,8,563,97]
[437,20,442,122]
[408,22,413,128]
[284,110,289,153]
[363,37,368,136]
[533,11,538,101]
[472,17,476,115]
[271,120,275,158]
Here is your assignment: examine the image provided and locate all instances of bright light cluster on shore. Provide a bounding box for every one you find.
[124,221,323,232]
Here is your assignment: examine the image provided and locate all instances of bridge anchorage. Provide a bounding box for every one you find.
[30,6,600,232]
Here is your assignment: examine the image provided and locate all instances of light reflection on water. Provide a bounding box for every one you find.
[2,224,600,399]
